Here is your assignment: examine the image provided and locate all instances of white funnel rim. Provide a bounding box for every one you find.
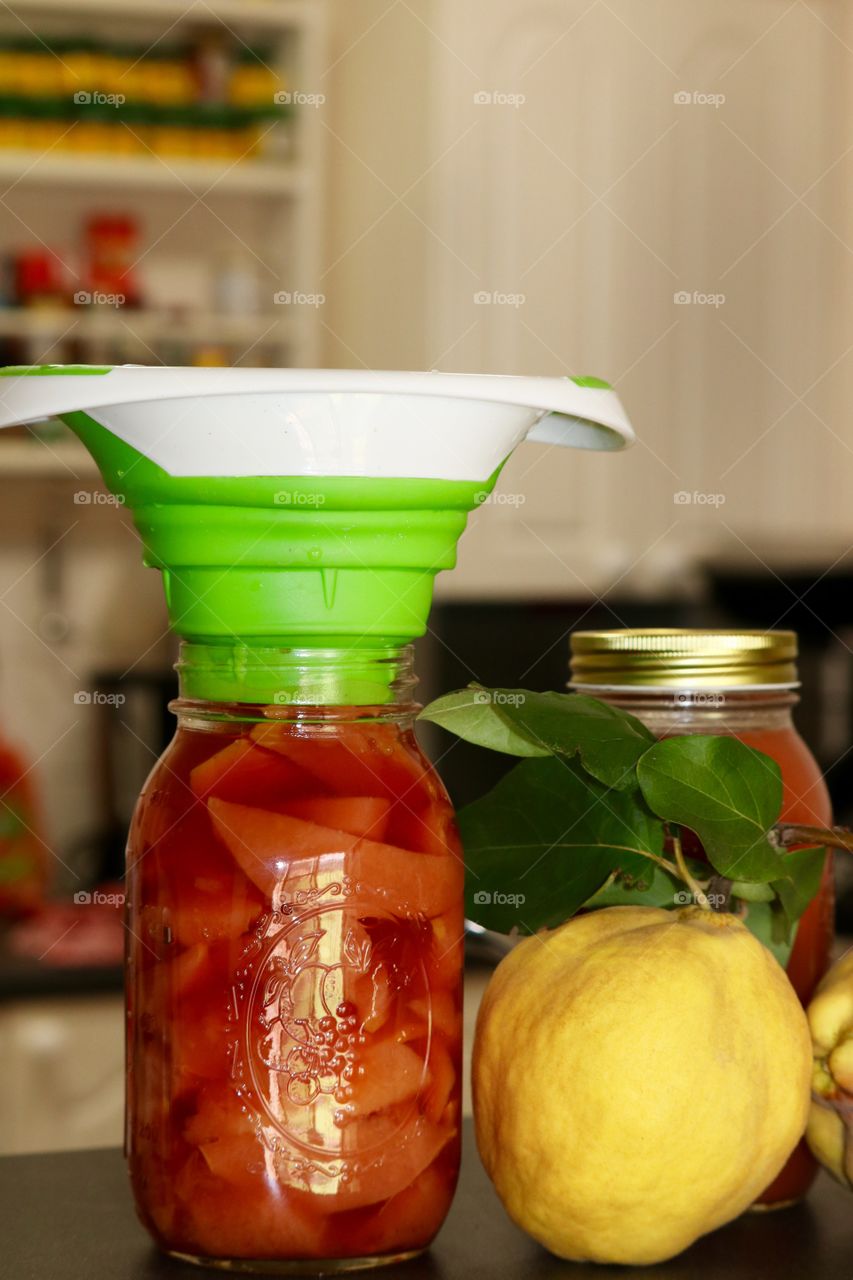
[0,365,634,453]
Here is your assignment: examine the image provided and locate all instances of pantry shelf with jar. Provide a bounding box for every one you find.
[0,1,327,375]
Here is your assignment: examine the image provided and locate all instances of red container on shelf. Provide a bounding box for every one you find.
[84,214,140,307]
[0,732,49,917]
[14,248,66,306]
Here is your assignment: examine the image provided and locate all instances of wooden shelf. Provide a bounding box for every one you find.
[0,0,326,368]
[0,309,295,345]
[4,0,315,29]
[0,151,306,196]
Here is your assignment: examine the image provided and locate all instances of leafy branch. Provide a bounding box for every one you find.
[420,684,836,964]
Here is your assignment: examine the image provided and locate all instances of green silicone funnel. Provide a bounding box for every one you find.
[0,365,635,700]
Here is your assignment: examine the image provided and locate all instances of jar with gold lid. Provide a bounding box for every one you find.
[569,628,834,1208]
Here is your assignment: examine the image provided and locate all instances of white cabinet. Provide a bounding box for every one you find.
[0,995,124,1154]
[325,2,853,596]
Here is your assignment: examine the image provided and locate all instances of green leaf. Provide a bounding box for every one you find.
[499,692,656,789]
[460,755,665,933]
[736,897,797,968]
[729,848,824,968]
[418,689,549,758]
[587,863,685,909]
[636,736,784,882]
[424,688,827,943]
[729,880,775,903]
[771,846,827,927]
[420,686,654,788]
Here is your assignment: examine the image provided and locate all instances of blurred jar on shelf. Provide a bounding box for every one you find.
[214,252,259,316]
[85,214,141,308]
[14,249,66,307]
[0,725,49,918]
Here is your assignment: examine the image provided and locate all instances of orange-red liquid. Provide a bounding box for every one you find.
[126,715,463,1265]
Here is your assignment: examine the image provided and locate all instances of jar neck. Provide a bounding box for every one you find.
[175,641,418,711]
[575,685,799,734]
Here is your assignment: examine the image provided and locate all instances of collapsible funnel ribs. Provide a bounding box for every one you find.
[0,365,634,653]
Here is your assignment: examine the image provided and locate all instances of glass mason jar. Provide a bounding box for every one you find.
[570,629,834,1208]
[126,644,464,1271]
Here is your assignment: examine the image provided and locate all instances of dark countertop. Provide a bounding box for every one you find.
[2,1122,853,1279]
[0,953,123,1001]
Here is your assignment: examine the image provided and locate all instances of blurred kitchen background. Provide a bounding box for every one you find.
[2,0,853,1153]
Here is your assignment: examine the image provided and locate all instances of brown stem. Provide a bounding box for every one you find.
[673,833,712,909]
[772,823,853,853]
[706,874,733,912]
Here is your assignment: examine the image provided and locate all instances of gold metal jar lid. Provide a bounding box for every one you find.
[569,629,798,688]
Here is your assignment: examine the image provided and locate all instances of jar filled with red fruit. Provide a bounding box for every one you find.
[569,629,833,1208]
[126,643,463,1270]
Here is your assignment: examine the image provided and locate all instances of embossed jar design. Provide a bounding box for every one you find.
[126,645,464,1272]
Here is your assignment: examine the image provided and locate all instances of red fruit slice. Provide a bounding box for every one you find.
[173,1150,325,1259]
[184,1083,257,1148]
[143,943,235,1082]
[207,799,350,898]
[190,738,317,807]
[425,908,464,992]
[142,887,264,951]
[388,800,461,857]
[186,895,261,949]
[339,1163,454,1255]
[423,1038,457,1124]
[409,989,457,1040]
[170,943,211,998]
[208,800,462,918]
[348,1040,427,1116]
[251,722,433,803]
[395,1016,430,1045]
[282,795,391,841]
[198,1134,265,1183]
[137,801,266,948]
[342,828,462,918]
[166,1000,224,1082]
[314,1117,454,1212]
[350,963,397,1034]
